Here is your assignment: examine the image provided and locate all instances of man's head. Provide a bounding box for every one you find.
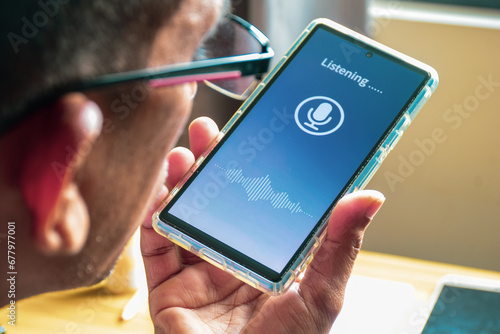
[0,0,228,303]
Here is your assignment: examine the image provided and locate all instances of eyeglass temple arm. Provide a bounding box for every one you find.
[75,49,273,91]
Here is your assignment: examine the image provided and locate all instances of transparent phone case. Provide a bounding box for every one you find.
[153,18,438,296]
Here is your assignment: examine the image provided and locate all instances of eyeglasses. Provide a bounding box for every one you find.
[1,15,274,135]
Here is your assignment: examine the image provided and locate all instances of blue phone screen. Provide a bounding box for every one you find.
[164,27,427,274]
[422,286,500,333]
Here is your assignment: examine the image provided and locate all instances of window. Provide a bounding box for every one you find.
[397,0,500,10]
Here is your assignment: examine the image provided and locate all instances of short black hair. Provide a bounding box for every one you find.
[0,0,182,133]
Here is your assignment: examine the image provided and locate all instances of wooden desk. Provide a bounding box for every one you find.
[1,284,154,333]
[2,251,499,333]
[353,251,500,305]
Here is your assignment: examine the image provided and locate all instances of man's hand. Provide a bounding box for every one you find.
[141,117,385,334]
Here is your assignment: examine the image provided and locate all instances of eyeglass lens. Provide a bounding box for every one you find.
[200,18,263,99]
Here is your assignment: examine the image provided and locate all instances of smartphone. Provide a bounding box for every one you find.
[153,18,438,296]
[420,275,500,333]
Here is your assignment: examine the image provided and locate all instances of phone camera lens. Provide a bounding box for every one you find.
[366,52,373,58]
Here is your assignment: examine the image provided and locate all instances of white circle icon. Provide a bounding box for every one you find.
[294,96,344,136]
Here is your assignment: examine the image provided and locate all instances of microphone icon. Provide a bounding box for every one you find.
[304,102,333,130]
[295,96,344,136]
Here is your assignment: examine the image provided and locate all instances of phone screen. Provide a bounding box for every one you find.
[160,25,430,280]
[422,285,500,333]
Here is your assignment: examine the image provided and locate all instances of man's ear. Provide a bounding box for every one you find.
[16,93,103,255]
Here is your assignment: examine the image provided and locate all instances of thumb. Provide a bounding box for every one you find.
[298,190,385,326]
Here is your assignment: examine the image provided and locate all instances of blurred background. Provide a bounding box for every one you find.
[179,0,500,272]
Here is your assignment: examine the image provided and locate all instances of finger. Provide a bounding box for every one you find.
[141,222,183,293]
[146,118,220,301]
[163,146,213,266]
[148,261,252,312]
[142,147,196,292]
[165,147,195,190]
[144,118,218,293]
[298,190,385,324]
[188,116,219,159]
[166,117,219,190]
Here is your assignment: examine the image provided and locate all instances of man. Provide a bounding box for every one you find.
[0,0,385,332]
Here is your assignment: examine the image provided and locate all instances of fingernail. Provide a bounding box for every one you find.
[365,193,386,220]
[81,102,103,137]
[163,159,169,179]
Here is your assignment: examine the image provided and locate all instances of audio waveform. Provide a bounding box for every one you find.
[215,165,313,218]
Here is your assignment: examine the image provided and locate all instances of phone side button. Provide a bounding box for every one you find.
[299,254,314,273]
[376,146,388,163]
[398,113,412,131]
[383,129,403,152]
[382,113,411,152]
[199,249,226,270]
